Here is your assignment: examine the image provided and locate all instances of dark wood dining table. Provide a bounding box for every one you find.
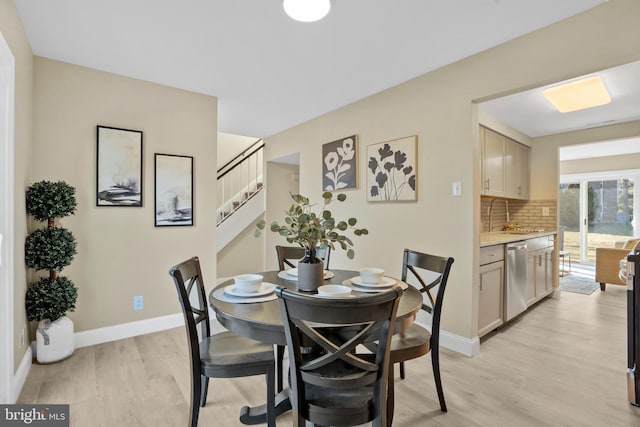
[209,269,423,425]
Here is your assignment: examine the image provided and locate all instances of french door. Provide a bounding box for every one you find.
[560,172,638,263]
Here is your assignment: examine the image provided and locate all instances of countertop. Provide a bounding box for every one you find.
[480,231,556,247]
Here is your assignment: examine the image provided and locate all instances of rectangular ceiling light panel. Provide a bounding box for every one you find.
[543,76,611,113]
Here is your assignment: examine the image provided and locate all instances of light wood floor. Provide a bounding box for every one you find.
[19,285,640,426]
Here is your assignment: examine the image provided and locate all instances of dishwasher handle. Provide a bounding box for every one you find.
[507,244,527,251]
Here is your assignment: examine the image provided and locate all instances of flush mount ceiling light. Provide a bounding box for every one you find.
[543,75,611,113]
[283,0,331,22]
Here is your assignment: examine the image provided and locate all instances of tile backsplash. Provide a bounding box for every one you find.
[481,198,557,232]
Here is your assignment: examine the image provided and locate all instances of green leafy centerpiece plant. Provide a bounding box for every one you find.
[25,180,78,363]
[256,192,368,291]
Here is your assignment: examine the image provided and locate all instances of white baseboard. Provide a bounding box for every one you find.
[440,330,480,357]
[414,320,480,357]
[11,346,32,403]
[74,313,185,349]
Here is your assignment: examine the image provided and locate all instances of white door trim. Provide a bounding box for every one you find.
[0,29,16,404]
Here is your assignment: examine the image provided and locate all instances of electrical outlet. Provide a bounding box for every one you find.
[542,207,550,216]
[133,295,144,311]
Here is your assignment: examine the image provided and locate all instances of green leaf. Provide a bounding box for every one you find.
[337,193,346,202]
[347,249,355,259]
[337,221,348,231]
[348,218,357,226]
[322,191,332,200]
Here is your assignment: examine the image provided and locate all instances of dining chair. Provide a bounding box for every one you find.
[275,245,331,270]
[276,286,402,427]
[169,256,276,427]
[388,249,454,420]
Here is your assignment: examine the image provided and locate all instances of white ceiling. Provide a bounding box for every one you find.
[14,0,606,138]
[480,60,640,138]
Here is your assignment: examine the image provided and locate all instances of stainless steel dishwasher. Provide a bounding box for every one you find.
[505,241,527,321]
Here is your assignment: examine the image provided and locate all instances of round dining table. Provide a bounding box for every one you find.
[209,269,423,425]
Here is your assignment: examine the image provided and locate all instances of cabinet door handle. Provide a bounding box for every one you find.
[484,179,490,191]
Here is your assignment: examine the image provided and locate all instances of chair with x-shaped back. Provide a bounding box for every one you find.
[276,286,402,427]
[387,249,454,422]
[169,256,276,427]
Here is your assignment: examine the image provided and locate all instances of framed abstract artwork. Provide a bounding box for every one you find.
[96,125,143,206]
[322,135,358,191]
[154,153,194,227]
[366,135,417,202]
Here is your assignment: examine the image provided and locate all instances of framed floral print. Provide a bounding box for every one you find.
[154,153,194,227]
[322,135,358,191]
[366,135,417,202]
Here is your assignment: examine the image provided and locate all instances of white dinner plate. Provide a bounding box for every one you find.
[224,283,276,298]
[349,276,396,288]
[286,268,335,279]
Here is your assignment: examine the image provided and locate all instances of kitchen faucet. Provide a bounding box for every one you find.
[488,198,496,232]
[488,198,510,232]
[506,199,510,223]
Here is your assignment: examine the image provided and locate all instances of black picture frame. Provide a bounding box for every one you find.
[154,153,194,227]
[96,125,143,207]
[322,135,358,191]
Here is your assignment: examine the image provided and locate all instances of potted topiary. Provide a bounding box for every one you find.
[256,192,367,291]
[24,180,78,363]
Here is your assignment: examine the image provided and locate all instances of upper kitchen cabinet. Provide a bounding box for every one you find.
[480,126,530,200]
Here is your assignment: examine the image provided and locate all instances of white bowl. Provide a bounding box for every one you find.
[359,267,384,284]
[233,274,263,293]
[317,284,351,298]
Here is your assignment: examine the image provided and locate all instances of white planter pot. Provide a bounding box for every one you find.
[36,316,74,364]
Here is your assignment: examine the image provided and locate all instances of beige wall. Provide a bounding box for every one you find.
[263,0,640,341]
[218,132,258,168]
[0,0,34,372]
[560,145,640,175]
[264,162,300,271]
[217,222,265,279]
[532,120,640,199]
[31,57,218,332]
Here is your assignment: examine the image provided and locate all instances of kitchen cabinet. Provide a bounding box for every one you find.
[526,236,554,306]
[481,127,505,196]
[478,245,504,337]
[480,126,530,200]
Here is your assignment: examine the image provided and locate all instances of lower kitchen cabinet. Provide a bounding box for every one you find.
[479,245,504,337]
[479,261,504,336]
[526,240,554,306]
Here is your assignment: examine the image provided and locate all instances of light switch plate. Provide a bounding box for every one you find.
[452,181,462,197]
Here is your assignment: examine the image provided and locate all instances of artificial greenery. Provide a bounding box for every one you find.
[26,180,77,222]
[25,227,77,271]
[25,276,78,322]
[25,180,78,322]
[255,192,368,259]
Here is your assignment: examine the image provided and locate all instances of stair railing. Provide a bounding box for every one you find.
[217,139,265,225]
